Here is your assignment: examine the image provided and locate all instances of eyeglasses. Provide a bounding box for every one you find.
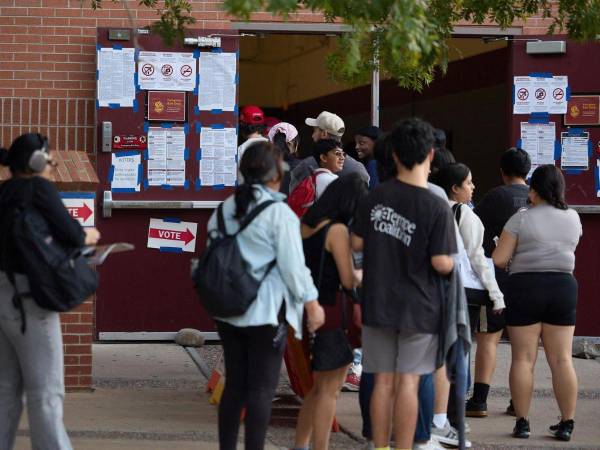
[330,150,345,159]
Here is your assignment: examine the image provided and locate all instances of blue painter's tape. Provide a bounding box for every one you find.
[210,109,223,114]
[213,184,225,190]
[95,100,100,110]
[184,148,190,160]
[233,104,238,114]
[132,99,139,112]
[160,122,173,129]
[143,149,149,161]
[108,166,115,182]
[195,179,202,191]
[193,49,200,58]
[566,86,571,100]
[589,139,594,158]
[163,217,181,223]
[161,184,174,190]
[529,72,553,78]
[108,103,121,109]
[211,123,225,129]
[184,179,190,190]
[234,73,239,84]
[196,149,202,161]
[568,128,585,136]
[564,169,584,175]
[115,150,138,157]
[193,86,198,95]
[211,48,223,53]
[96,70,100,80]
[112,44,123,50]
[111,188,137,193]
[554,141,561,160]
[159,247,183,253]
[512,85,515,105]
[60,192,95,199]
[96,44,102,51]
[184,123,190,134]
[236,49,240,58]
[134,48,140,59]
[195,122,202,134]
[596,160,600,194]
[143,179,149,190]
[137,164,143,185]
[517,139,523,149]
[143,121,149,133]
[528,112,550,124]
[194,105,200,115]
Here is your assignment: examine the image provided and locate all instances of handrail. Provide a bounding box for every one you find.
[102,191,222,218]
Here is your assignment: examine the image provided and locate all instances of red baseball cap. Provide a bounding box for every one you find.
[240,105,265,125]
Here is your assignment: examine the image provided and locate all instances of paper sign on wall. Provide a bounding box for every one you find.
[197,52,237,111]
[513,75,568,115]
[561,130,590,170]
[520,122,556,177]
[147,127,187,186]
[61,193,95,227]
[138,52,196,91]
[97,47,136,107]
[111,152,141,192]
[147,218,197,253]
[198,127,237,187]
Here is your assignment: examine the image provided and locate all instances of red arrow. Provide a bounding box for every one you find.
[148,227,195,245]
[67,203,93,222]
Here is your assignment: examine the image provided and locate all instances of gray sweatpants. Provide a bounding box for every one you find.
[0,271,72,450]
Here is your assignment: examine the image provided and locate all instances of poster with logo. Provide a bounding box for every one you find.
[137,52,196,91]
[147,91,186,122]
[564,95,600,126]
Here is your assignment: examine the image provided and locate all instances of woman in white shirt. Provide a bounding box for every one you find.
[436,163,506,419]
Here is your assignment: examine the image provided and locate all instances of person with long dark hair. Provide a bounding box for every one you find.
[0,133,100,450]
[292,174,368,450]
[493,164,581,441]
[268,122,300,196]
[206,141,324,450]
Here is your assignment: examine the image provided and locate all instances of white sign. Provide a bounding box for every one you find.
[147,218,198,253]
[198,52,237,111]
[520,122,556,177]
[561,131,590,169]
[138,52,196,91]
[61,196,95,227]
[513,75,568,114]
[111,152,141,191]
[97,47,136,107]
[198,127,237,187]
[147,127,187,186]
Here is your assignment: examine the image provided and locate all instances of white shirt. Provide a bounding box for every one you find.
[314,169,338,199]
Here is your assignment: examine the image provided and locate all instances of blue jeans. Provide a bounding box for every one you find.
[359,372,433,442]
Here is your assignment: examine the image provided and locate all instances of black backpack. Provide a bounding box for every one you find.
[0,199,98,332]
[193,200,276,318]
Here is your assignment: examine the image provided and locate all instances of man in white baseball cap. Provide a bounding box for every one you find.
[289,111,370,193]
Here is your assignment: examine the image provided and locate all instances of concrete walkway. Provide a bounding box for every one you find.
[13,342,600,449]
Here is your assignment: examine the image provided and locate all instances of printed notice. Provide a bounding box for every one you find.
[513,75,568,115]
[561,131,590,169]
[147,128,187,186]
[198,52,237,111]
[111,152,141,191]
[520,122,556,177]
[147,218,198,253]
[97,47,136,107]
[198,127,237,187]
[138,52,196,91]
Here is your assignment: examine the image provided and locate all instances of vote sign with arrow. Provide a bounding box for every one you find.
[61,195,95,227]
[147,218,198,253]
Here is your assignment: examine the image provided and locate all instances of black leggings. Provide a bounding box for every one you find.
[216,321,285,450]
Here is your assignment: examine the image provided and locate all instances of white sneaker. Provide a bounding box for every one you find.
[413,437,445,450]
[431,421,471,448]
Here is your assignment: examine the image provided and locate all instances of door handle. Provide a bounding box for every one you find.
[102,191,222,218]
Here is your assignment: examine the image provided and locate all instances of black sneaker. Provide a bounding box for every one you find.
[465,397,488,417]
[549,419,574,441]
[512,417,530,439]
[505,399,516,416]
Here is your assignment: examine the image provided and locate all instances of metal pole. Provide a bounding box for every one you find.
[371,67,380,127]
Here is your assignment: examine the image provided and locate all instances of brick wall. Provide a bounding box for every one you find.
[0,0,565,391]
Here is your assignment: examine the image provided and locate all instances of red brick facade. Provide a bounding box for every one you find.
[0,1,563,390]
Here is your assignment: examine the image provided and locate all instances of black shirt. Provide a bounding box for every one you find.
[474,184,529,257]
[303,225,340,306]
[354,179,457,333]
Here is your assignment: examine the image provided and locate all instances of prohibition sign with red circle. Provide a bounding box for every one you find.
[553,88,564,101]
[161,64,173,76]
[535,88,546,100]
[180,65,192,77]
[517,88,529,101]
[142,64,154,76]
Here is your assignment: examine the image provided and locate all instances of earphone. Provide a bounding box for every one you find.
[28,134,50,173]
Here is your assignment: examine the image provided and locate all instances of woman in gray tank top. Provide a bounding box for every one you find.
[493,165,582,442]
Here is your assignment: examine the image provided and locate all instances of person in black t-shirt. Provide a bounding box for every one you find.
[467,147,531,417]
[352,118,457,450]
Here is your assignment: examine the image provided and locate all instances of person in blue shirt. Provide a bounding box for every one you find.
[354,126,381,190]
[206,141,325,450]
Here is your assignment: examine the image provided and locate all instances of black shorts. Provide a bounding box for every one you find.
[505,272,577,327]
[468,304,505,333]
